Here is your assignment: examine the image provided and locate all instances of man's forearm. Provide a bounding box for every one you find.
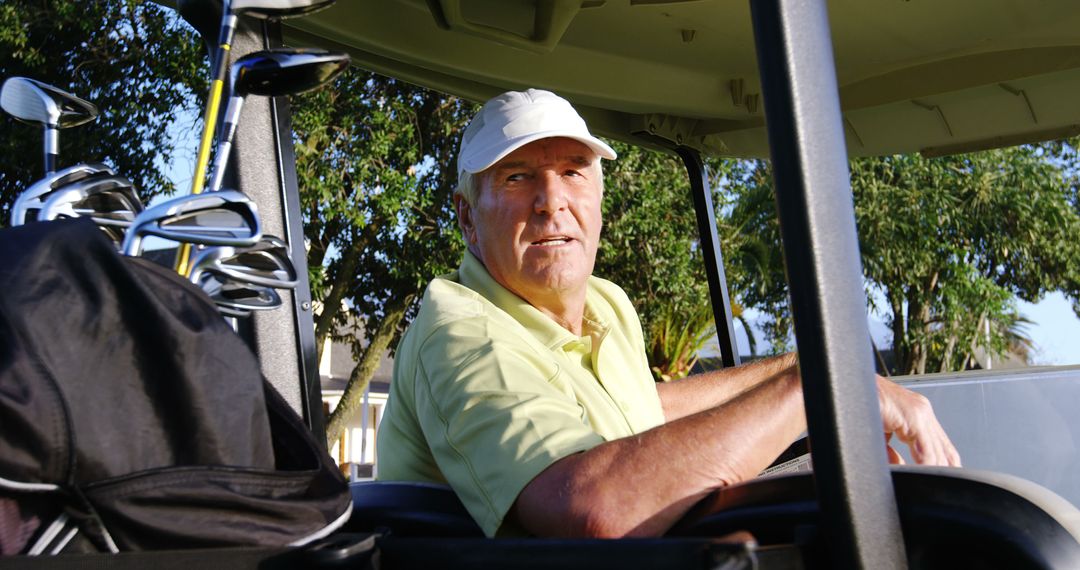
[656,352,799,422]
[514,367,805,538]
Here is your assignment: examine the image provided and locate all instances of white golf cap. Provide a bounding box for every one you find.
[458,88,617,178]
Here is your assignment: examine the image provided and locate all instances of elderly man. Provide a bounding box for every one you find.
[376,89,960,538]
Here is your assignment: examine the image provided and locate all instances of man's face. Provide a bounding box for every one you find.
[457,137,603,306]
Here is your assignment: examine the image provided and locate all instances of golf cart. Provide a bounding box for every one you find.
[8,0,1080,567]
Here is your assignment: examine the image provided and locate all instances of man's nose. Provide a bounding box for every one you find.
[533,171,569,214]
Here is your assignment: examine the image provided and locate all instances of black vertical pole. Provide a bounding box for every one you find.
[676,147,740,368]
[748,0,907,568]
[263,20,326,440]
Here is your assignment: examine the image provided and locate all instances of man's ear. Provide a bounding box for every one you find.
[454,193,477,245]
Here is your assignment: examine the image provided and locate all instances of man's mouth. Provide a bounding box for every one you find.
[531,236,572,247]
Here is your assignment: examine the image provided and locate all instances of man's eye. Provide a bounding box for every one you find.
[564,170,583,178]
[506,173,527,182]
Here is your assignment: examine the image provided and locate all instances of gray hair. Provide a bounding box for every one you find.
[454,170,481,207]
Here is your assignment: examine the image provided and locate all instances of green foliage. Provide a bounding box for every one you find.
[729,145,1080,374]
[595,143,754,379]
[853,146,1080,373]
[0,1,206,221]
[646,302,715,382]
[595,141,703,358]
[715,158,788,355]
[290,70,475,444]
[294,72,475,346]
[724,164,792,355]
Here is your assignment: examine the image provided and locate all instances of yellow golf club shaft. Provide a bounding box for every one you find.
[174,77,225,275]
[174,35,233,276]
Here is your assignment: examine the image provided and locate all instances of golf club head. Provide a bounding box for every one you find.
[11,162,115,225]
[197,271,284,315]
[187,235,298,289]
[1,77,98,128]
[231,0,336,20]
[232,49,350,97]
[38,174,141,224]
[205,49,349,191]
[121,189,262,256]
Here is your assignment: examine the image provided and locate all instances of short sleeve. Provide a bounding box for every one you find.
[413,317,604,536]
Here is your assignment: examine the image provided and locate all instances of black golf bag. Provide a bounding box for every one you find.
[0,219,350,555]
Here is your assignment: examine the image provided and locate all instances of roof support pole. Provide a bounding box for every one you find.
[676,147,740,368]
[228,18,326,441]
[178,0,325,441]
[748,0,907,567]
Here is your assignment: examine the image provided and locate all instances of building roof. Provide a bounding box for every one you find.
[319,337,394,395]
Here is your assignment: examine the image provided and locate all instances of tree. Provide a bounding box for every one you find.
[852,147,1080,374]
[727,145,1080,374]
[289,71,475,447]
[723,159,795,356]
[596,142,706,380]
[595,143,757,380]
[0,1,206,220]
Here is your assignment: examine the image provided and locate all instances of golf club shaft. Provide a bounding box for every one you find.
[207,95,244,192]
[174,10,239,275]
[44,126,58,175]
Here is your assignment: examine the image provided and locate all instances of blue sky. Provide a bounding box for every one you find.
[1018,292,1080,366]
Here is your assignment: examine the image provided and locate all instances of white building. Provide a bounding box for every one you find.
[319,337,392,480]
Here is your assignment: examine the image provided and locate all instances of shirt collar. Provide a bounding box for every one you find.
[458,250,607,350]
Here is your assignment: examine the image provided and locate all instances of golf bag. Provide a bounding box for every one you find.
[0,218,351,554]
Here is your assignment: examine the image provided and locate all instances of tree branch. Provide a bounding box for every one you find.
[314,237,363,363]
[325,295,413,449]
[887,289,906,374]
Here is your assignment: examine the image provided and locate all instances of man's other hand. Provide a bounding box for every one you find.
[877,376,962,467]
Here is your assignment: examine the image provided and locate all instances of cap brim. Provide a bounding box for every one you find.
[460,130,617,175]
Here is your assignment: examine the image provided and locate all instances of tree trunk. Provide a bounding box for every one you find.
[325,296,411,450]
[871,337,890,377]
[905,271,938,375]
[904,295,923,375]
[736,315,757,357]
[314,242,363,364]
[939,320,958,373]
[887,291,905,374]
[968,311,988,370]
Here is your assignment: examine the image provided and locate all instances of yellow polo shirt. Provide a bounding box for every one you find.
[376,251,665,536]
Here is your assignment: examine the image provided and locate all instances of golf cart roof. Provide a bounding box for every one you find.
[283,0,1080,158]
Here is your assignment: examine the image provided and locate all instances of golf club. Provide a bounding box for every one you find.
[206,48,349,192]
[197,270,284,315]
[37,175,143,246]
[217,305,251,319]
[1,77,98,175]
[11,162,115,226]
[187,235,298,289]
[121,189,262,257]
[173,0,336,275]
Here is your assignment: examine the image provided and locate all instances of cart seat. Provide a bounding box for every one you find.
[344,481,483,537]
